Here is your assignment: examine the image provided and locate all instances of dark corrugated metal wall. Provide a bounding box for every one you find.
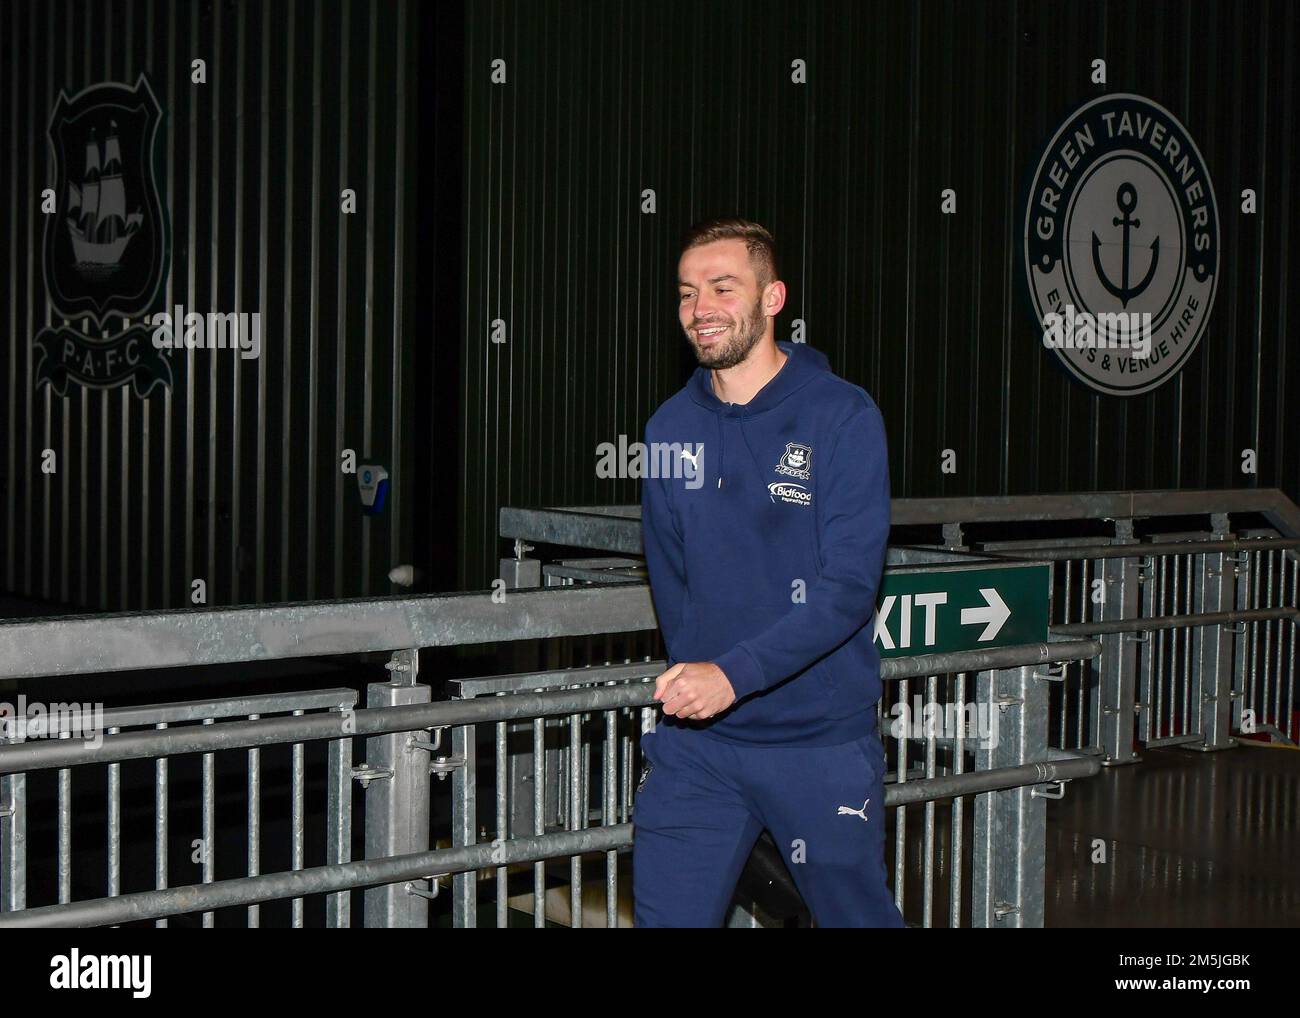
[459,0,1299,590]
[4,0,1297,607]
[1,0,418,610]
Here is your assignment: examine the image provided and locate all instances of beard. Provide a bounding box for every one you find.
[686,294,766,370]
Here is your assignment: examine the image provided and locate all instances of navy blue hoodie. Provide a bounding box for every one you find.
[640,340,891,747]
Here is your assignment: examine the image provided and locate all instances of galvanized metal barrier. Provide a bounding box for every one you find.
[0,633,1101,928]
[0,585,657,927]
[1,487,1294,927]
[0,689,357,927]
[0,582,1097,925]
[981,526,1298,761]
[0,680,652,928]
[444,640,1102,929]
[502,489,1300,762]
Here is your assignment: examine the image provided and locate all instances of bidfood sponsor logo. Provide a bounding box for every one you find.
[768,481,811,507]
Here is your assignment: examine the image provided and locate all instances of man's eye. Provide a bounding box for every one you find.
[716,288,731,294]
[680,293,694,301]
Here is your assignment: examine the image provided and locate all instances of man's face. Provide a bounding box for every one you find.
[677,239,773,370]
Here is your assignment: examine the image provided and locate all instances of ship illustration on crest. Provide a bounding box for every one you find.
[65,122,145,274]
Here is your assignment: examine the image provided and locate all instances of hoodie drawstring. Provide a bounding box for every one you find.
[716,414,723,488]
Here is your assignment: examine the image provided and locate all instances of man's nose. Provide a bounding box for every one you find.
[690,295,720,321]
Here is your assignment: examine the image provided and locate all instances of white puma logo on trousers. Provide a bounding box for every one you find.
[837,798,870,821]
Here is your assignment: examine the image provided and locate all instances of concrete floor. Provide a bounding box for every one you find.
[1045,742,1300,927]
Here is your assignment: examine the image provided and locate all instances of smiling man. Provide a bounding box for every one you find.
[632,217,902,928]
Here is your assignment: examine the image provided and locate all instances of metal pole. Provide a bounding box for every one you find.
[450,721,477,927]
[1097,522,1141,764]
[326,705,354,928]
[1191,516,1238,750]
[972,665,1048,928]
[363,649,431,928]
[0,759,24,912]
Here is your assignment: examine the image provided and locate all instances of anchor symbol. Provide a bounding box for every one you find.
[1092,182,1159,307]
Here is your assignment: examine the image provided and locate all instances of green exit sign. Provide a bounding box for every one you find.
[874,563,1051,658]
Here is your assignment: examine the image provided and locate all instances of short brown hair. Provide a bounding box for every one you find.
[680,217,779,289]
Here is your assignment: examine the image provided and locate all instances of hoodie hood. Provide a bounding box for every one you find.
[687,340,831,416]
[687,341,831,488]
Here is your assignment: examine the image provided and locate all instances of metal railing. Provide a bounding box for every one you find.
[976,526,1298,760]
[0,689,357,926]
[0,584,1100,927]
[443,639,1101,929]
[2,488,1294,927]
[502,488,1300,760]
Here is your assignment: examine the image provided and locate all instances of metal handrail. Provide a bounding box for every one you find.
[983,536,1300,561]
[498,488,1300,553]
[0,583,657,681]
[0,639,1105,775]
[1052,607,1299,637]
[885,488,1300,532]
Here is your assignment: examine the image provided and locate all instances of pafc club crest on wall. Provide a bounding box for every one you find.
[34,74,171,397]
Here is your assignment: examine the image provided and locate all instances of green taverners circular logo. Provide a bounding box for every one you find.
[1023,94,1219,396]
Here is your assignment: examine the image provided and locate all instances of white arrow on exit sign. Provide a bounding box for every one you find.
[959,587,1011,641]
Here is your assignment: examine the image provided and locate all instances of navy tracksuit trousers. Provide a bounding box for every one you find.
[631,722,905,928]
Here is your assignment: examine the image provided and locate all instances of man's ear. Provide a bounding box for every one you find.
[764,280,787,317]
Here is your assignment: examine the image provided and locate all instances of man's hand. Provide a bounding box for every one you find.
[654,662,737,721]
